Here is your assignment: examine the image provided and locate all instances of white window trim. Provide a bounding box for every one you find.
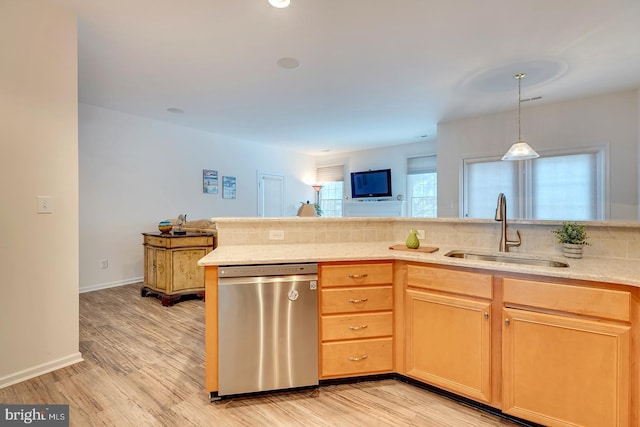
[459,144,609,220]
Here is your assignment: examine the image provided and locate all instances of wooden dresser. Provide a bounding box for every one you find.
[142,232,215,306]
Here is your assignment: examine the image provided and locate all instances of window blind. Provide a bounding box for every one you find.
[316,164,344,182]
[407,155,437,175]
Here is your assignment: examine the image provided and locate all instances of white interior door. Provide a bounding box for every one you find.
[257,172,284,217]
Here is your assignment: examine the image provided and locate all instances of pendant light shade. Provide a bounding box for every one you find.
[501,141,539,160]
[502,73,539,161]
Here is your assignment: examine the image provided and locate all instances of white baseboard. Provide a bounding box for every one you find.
[0,352,84,389]
[79,276,143,293]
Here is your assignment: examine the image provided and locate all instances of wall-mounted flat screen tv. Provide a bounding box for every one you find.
[350,169,392,199]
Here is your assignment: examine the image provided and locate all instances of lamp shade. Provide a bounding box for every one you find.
[297,203,317,217]
[501,141,539,161]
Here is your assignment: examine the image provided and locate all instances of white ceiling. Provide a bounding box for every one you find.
[53,0,640,155]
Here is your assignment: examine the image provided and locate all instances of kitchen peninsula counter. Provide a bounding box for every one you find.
[198,241,640,287]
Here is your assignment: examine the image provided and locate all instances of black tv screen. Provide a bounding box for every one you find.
[350,169,392,199]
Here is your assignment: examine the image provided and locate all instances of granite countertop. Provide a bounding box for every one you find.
[198,242,640,288]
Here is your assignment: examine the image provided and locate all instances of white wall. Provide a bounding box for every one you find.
[315,140,437,202]
[437,90,639,219]
[79,104,315,291]
[0,1,82,387]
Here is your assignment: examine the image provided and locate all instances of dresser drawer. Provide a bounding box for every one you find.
[144,235,167,247]
[407,264,493,299]
[144,234,214,249]
[321,337,393,377]
[320,263,393,287]
[322,312,393,341]
[167,235,214,248]
[503,278,631,322]
[321,286,392,314]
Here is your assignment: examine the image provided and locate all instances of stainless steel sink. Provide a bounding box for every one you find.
[444,250,569,268]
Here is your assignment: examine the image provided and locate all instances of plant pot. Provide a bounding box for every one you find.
[562,243,583,259]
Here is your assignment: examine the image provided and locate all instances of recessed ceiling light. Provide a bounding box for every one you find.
[268,0,290,8]
[277,57,300,69]
[167,107,184,114]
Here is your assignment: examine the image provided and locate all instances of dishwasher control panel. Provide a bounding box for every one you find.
[218,263,318,278]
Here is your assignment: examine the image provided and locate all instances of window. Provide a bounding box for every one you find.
[316,165,344,217]
[462,148,606,220]
[407,155,437,217]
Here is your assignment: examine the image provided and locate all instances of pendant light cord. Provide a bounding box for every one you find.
[515,73,525,142]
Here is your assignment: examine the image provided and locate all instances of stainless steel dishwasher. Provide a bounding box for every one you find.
[216,263,318,399]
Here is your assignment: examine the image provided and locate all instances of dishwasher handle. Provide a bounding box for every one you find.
[218,274,318,286]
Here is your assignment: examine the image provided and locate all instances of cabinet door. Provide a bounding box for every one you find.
[405,289,491,403]
[171,248,207,292]
[502,308,630,427]
[145,246,167,291]
[144,246,156,288]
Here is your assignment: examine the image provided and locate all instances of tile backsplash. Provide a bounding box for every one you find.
[212,217,640,261]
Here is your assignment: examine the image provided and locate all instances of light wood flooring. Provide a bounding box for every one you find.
[0,284,525,426]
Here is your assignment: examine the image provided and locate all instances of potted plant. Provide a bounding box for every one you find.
[552,222,590,258]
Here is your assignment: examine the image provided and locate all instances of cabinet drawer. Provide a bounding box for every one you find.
[144,235,167,247]
[407,264,492,299]
[321,286,392,314]
[322,312,393,341]
[321,337,393,377]
[320,263,393,287]
[144,234,214,249]
[503,278,631,322]
[168,235,214,248]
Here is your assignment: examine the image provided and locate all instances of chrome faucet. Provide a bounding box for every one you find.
[495,193,521,252]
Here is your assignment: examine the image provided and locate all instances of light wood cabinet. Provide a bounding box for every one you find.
[405,265,493,403]
[142,232,214,306]
[201,253,638,425]
[319,262,394,379]
[502,278,631,427]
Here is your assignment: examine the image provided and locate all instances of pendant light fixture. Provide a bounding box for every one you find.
[268,0,290,8]
[501,73,539,161]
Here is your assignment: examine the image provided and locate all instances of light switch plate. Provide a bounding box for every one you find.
[37,196,53,214]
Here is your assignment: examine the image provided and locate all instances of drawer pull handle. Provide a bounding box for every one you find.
[348,354,368,361]
[484,312,489,320]
[348,325,368,331]
[505,318,511,326]
[348,274,368,279]
[348,298,368,303]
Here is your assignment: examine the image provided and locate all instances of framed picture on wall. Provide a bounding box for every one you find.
[222,176,236,199]
[203,169,218,194]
